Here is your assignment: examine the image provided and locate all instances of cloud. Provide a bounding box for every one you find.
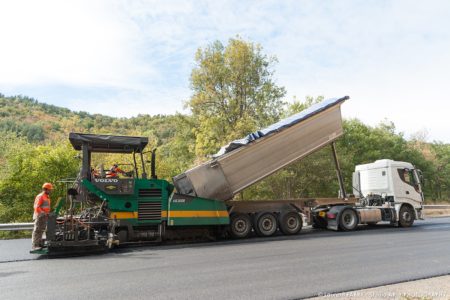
[0,0,449,141]
[0,1,151,87]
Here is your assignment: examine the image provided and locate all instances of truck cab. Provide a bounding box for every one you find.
[352,159,424,222]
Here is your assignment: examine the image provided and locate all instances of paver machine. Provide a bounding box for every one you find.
[31,132,230,255]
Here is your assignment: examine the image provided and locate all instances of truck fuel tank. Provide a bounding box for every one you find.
[358,208,382,223]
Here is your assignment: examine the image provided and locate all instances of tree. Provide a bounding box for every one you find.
[187,37,286,157]
[426,143,450,200]
[284,95,324,117]
[0,142,79,223]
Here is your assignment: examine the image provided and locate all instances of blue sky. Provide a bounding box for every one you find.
[0,0,449,142]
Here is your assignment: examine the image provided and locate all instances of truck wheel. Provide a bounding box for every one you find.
[339,209,358,231]
[254,212,278,237]
[399,205,415,227]
[278,211,302,235]
[230,213,252,239]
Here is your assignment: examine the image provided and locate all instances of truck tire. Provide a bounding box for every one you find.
[339,208,358,231]
[230,213,252,239]
[399,205,415,227]
[278,211,302,235]
[254,212,278,237]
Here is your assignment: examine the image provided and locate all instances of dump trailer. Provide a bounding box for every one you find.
[31,96,424,255]
[173,97,347,201]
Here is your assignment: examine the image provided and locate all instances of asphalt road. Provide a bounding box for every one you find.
[1,217,450,300]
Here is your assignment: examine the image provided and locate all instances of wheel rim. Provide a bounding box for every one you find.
[262,218,274,231]
[402,211,412,222]
[286,216,299,230]
[258,214,277,235]
[234,219,247,233]
[342,211,356,228]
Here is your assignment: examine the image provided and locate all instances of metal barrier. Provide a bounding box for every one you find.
[0,223,34,231]
[423,205,450,210]
[0,205,448,231]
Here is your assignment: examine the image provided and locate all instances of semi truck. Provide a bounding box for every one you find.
[31,96,424,255]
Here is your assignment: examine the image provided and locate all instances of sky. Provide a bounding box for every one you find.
[0,0,449,142]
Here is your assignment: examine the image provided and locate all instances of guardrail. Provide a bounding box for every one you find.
[0,223,34,231]
[423,205,450,210]
[0,205,449,231]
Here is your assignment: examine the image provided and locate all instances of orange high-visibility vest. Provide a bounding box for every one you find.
[106,166,122,178]
[33,192,51,219]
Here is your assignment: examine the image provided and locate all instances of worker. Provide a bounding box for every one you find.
[106,164,126,178]
[31,183,53,250]
[91,167,100,178]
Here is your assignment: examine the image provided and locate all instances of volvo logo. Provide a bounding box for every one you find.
[94,179,119,183]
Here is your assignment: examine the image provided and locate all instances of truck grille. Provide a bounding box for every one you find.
[138,188,162,198]
[138,201,161,221]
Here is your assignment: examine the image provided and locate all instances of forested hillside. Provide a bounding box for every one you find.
[0,37,449,223]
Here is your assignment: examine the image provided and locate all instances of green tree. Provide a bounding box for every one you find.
[187,37,286,156]
[0,142,79,223]
[284,95,324,117]
[426,143,450,200]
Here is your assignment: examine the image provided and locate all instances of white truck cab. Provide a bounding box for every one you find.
[352,159,424,224]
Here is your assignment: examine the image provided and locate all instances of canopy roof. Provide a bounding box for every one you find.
[69,133,148,153]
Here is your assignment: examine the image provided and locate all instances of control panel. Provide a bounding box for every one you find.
[92,178,135,195]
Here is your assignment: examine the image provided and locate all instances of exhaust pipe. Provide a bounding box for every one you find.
[151,149,157,179]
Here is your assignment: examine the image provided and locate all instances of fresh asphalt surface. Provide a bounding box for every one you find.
[1,217,450,300]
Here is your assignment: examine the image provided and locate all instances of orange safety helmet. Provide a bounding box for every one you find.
[42,182,54,190]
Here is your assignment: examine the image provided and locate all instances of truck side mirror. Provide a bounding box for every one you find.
[416,169,424,185]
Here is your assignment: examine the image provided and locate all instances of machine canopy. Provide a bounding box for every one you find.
[214,96,349,157]
[69,132,148,153]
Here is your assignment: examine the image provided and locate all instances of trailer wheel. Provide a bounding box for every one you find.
[279,211,302,235]
[399,205,415,227]
[339,208,358,231]
[230,213,252,239]
[254,212,278,237]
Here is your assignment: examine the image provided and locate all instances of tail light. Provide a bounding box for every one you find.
[327,212,336,219]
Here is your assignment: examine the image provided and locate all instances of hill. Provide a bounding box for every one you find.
[0,94,190,146]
